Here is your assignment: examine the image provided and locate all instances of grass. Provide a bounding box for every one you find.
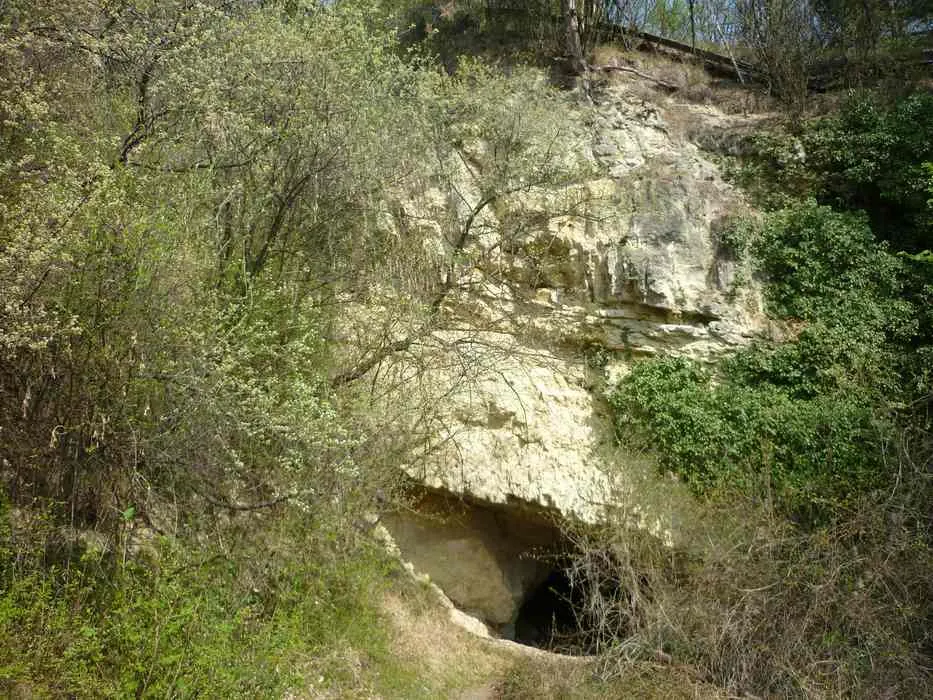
[499,655,725,700]
[0,502,439,699]
[591,42,781,115]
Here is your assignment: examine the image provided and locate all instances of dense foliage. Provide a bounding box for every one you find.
[614,89,933,512]
[610,354,889,510]
[2,0,931,696]
[604,89,933,695]
[0,502,411,697]
[0,0,589,694]
[737,91,933,250]
[610,202,925,512]
[0,2,420,692]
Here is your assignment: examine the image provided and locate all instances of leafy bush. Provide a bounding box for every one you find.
[804,92,933,251]
[0,3,432,692]
[0,500,410,698]
[0,0,442,529]
[753,203,907,323]
[724,131,819,210]
[609,356,886,512]
[731,91,933,252]
[711,216,758,261]
[609,200,925,513]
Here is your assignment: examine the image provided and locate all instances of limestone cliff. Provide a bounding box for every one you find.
[393,80,767,515]
[379,76,770,631]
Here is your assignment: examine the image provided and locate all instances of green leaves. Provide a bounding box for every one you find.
[609,196,927,517]
[754,201,908,326]
[735,91,933,252]
[1,1,429,524]
[0,524,400,697]
[609,353,887,516]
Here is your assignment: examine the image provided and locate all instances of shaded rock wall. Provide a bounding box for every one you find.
[382,491,564,629]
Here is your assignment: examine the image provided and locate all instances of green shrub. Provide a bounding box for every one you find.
[608,197,926,514]
[730,91,933,252]
[754,203,905,319]
[0,500,406,698]
[805,92,933,251]
[712,216,758,261]
[609,356,886,513]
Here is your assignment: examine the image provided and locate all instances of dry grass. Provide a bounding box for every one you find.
[374,562,728,699]
[591,42,781,115]
[498,655,726,700]
[381,588,510,692]
[592,45,713,92]
[565,470,933,700]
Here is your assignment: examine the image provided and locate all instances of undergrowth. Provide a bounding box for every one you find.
[0,500,420,698]
[571,465,933,698]
[597,88,933,698]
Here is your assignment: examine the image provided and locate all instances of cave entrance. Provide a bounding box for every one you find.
[512,559,595,655]
[381,486,622,654]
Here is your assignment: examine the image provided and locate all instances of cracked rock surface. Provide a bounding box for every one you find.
[380,79,773,627]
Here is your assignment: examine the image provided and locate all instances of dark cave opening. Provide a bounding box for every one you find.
[513,563,589,653]
[382,486,630,655]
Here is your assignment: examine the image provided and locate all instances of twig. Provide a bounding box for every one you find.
[191,484,296,511]
[593,64,678,91]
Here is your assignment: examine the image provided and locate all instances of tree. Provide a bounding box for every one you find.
[737,0,816,103]
[0,0,599,528]
[0,0,429,525]
[562,0,589,74]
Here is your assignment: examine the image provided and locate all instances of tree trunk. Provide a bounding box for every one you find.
[689,0,697,52]
[561,0,587,75]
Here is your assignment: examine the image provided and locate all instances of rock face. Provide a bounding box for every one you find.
[404,336,613,523]
[382,491,562,628]
[381,78,769,631]
[494,98,765,363]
